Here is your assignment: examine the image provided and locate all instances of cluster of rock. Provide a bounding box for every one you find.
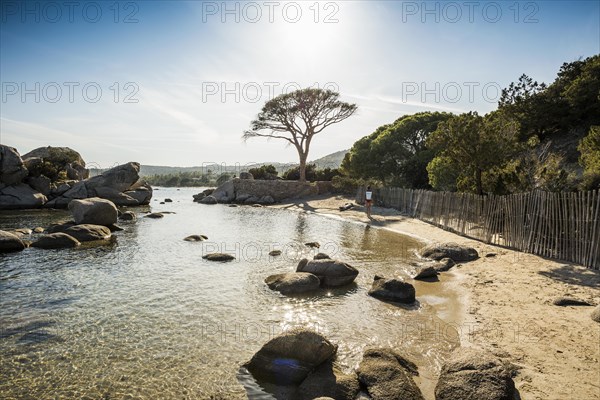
[242,328,517,400]
[0,145,152,209]
[193,176,328,205]
[407,242,480,281]
[0,197,130,252]
[265,252,359,295]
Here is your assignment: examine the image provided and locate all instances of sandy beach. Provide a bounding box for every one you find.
[275,194,600,400]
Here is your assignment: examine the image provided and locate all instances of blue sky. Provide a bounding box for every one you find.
[1,0,599,167]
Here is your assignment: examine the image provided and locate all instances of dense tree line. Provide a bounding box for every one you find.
[342,54,600,193]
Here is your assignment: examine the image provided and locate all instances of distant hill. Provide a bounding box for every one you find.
[89,149,348,177]
[310,149,348,169]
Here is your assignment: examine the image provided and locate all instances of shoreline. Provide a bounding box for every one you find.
[274,194,600,400]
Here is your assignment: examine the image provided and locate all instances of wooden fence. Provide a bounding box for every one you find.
[356,187,600,270]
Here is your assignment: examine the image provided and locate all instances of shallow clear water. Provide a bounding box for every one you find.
[0,187,461,399]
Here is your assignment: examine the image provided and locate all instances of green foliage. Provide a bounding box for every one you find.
[427,111,520,194]
[283,164,341,181]
[342,112,452,188]
[248,164,278,180]
[331,175,372,195]
[426,156,460,192]
[499,55,600,141]
[145,171,214,187]
[578,126,600,189]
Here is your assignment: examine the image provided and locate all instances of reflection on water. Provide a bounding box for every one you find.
[0,188,461,399]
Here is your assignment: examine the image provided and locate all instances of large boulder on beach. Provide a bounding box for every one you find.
[0,145,29,185]
[31,233,80,249]
[0,183,47,209]
[368,276,416,304]
[296,259,359,287]
[62,224,111,242]
[243,328,337,385]
[0,230,27,253]
[297,361,360,400]
[357,348,424,400]
[435,348,516,400]
[68,197,118,226]
[420,243,479,262]
[265,272,321,295]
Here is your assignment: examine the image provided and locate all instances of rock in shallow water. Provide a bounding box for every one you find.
[144,212,164,219]
[265,272,321,295]
[31,233,80,249]
[62,224,111,242]
[413,265,438,280]
[296,259,359,287]
[243,328,337,385]
[68,197,118,226]
[202,253,235,262]
[368,276,416,304]
[183,235,208,242]
[0,230,26,253]
[357,348,424,400]
[297,361,360,400]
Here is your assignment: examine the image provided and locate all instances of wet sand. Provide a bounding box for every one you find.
[274,194,600,400]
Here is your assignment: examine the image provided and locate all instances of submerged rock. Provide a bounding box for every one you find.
[420,243,479,262]
[357,348,423,400]
[368,276,416,304]
[305,242,320,248]
[296,259,359,287]
[31,233,80,249]
[144,212,164,219]
[435,348,516,400]
[243,328,337,385]
[0,230,27,253]
[269,250,282,256]
[265,272,321,295]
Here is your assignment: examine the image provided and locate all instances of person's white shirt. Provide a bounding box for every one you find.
[365,191,372,200]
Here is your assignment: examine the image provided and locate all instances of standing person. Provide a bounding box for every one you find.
[365,185,373,219]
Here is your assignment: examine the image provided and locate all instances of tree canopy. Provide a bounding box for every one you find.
[341,112,452,188]
[244,88,357,181]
